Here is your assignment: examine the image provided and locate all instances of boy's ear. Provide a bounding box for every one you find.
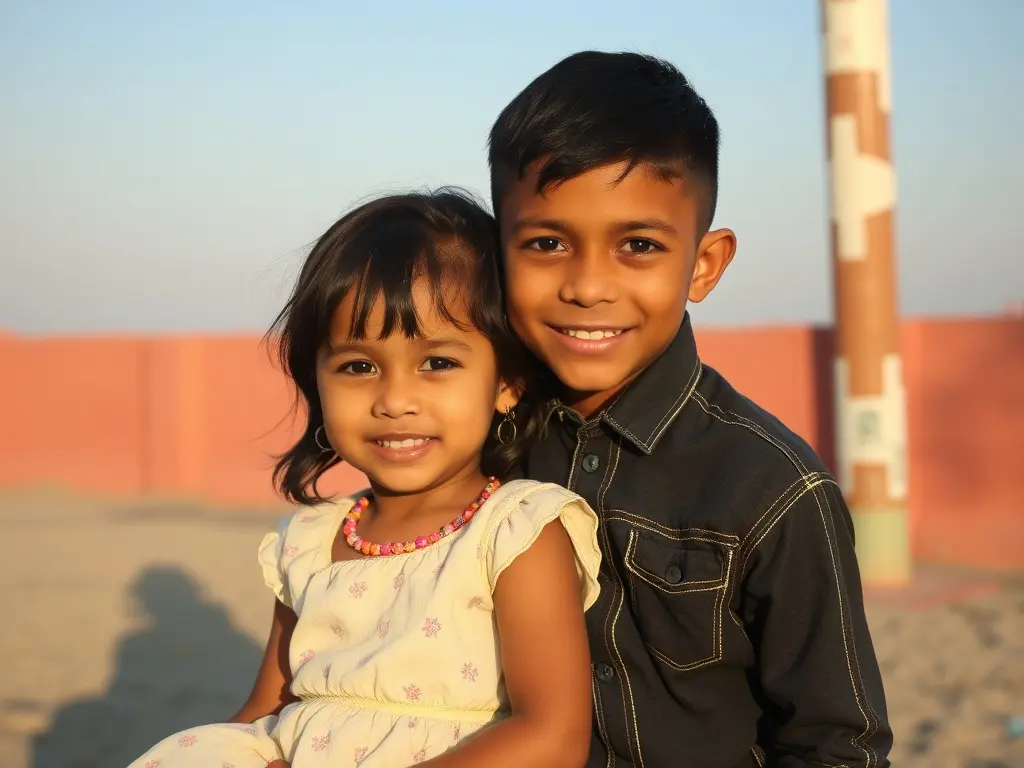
[689,228,737,303]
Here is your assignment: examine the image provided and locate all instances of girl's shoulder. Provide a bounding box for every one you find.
[472,478,602,609]
[258,493,362,608]
[470,478,595,538]
[476,478,585,522]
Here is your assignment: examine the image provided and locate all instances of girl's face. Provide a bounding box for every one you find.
[316,278,518,495]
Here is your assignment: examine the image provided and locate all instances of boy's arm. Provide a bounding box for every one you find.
[740,479,892,767]
[420,520,593,768]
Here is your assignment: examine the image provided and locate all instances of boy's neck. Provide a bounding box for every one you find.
[562,384,630,421]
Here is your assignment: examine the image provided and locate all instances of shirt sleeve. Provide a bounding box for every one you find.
[257,515,293,608]
[483,484,603,611]
[739,478,893,767]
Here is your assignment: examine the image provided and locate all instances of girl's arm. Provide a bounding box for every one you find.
[229,598,299,723]
[421,519,593,768]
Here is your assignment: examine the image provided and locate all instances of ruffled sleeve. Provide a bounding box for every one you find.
[258,515,293,607]
[484,484,602,611]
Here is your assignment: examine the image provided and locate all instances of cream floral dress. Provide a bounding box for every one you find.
[127,479,601,768]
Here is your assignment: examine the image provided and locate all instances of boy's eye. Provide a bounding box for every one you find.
[419,356,459,373]
[525,237,565,253]
[339,360,376,375]
[621,238,661,254]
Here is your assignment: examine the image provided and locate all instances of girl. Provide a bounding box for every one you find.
[127,190,601,768]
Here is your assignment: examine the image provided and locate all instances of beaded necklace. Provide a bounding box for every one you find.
[343,477,500,557]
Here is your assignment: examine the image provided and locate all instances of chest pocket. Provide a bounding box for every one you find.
[624,529,733,672]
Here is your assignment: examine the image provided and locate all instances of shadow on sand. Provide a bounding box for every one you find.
[32,565,263,768]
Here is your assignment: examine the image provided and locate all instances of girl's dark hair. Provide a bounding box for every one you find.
[267,188,545,506]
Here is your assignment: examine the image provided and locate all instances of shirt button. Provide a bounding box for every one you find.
[582,454,601,473]
[595,662,616,683]
[665,565,683,584]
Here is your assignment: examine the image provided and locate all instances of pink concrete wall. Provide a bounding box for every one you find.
[1,318,1021,569]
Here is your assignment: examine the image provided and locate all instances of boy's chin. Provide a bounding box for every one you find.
[555,364,636,407]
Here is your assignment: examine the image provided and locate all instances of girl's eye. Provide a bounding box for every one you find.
[621,238,662,254]
[339,360,376,375]
[419,356,459,373]
[525,237,565,253]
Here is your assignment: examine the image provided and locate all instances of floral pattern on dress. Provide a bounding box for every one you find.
[422,617,441,637]
[127,481,602,768]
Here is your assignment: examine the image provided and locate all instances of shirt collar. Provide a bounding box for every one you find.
[601,312,702,454]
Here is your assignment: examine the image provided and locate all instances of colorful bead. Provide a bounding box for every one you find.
[341,478,500,558]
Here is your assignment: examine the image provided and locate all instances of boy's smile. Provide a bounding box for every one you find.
[500,160,736,417]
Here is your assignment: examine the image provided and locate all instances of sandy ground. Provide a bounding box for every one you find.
[1,491,1021,768]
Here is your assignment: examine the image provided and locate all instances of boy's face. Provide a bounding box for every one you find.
[499,161,736,417]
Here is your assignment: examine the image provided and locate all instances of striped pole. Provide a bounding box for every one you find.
[822,0,910,585]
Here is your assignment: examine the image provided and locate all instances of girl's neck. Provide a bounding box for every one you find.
[367,465,492,521]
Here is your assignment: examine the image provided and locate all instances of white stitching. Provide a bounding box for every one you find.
[606,358,702,451]
[692,393,880,767]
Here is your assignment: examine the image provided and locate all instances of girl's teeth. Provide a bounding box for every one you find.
[564,329,622,340]
[377,438,430,448]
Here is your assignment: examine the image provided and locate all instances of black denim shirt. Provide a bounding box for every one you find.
[523,315,892,768]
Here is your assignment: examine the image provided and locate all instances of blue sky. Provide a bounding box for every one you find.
[1,1,1021,332]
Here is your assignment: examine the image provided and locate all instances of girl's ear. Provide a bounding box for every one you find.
[495,378,522,414]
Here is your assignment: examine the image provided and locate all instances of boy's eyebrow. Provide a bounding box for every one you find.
[612,219,679,236]
[510,218,570,234]
[510,218,680,236]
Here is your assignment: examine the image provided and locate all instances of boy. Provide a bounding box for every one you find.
[489,52,892,767]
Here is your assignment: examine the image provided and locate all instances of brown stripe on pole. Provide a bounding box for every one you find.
[822,0,910,585]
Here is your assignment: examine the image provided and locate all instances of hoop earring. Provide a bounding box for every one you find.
[496,406,517,447]
[314,425,333,453]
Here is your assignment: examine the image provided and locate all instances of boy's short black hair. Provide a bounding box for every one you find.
[488,51,720,233]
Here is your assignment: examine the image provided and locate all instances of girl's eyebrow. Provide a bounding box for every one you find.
[421,337,473,353]
[324,340,375,358]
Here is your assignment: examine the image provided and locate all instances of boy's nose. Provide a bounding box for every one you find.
[558,252,619,307]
